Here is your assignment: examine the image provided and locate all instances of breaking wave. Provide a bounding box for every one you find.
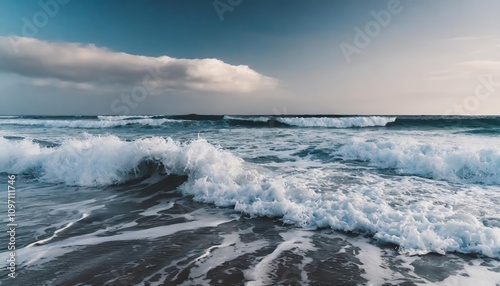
[276,116,396,128]
[223,116,396,128]
[333,137,500,185]
[1,135,498,258]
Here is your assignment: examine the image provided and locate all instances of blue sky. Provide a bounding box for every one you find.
[0,0,499,115]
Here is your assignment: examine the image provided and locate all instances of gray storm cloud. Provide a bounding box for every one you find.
[0,36,278,93]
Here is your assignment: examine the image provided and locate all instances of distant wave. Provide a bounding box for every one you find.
[1,135,498,258]
[223,115,286,127]
[223,115,270,123]
[223,116,396,128]
[0,118,181,128]
[276,116,396,128]
[97,115,155,121]
[2,115,499,130]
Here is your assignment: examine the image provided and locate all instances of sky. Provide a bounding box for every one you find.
[0,0,499,115]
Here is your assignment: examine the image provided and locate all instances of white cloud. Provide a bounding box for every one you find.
[0,36,278,93]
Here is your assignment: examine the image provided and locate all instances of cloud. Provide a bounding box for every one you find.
[0,36,278,93]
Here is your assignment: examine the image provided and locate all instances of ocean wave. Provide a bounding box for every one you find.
[1,135,498,258]
[276,116,396,128]
[3,115,500,130]
[97,115,155,121]
[223,115,283,127]
[334,138,500,185]
[0,118,179,128]
[223,116,396,128]
[223,115,271,123]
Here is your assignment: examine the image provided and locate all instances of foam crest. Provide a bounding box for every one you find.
[223,115,271,122]
[0,136,144,185]
[334,137,500,184]
[276,116,396,128]
[97,115,154,121]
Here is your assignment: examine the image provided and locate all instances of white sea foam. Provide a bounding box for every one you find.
[139,201,175,217]
[436,259,500,286]
[245,230,315,286]
[0,118,178,128]
[1,135,499,258]
[334,137,500,184]
[179,228,269,285]
[276,116,396,128]
[97,115,155,121]
[26,213,89,248]
[350,237,399,285]
[223,115,270,122]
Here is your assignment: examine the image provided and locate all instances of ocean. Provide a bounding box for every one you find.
[0,114,499,285]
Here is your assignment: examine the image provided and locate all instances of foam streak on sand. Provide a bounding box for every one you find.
[177,229,269,285]
[26,213,90,248]
[245,231,315,286]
